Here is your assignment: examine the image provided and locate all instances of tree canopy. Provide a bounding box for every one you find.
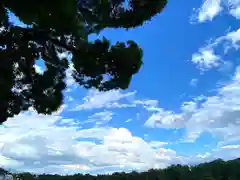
[0,0,168,123]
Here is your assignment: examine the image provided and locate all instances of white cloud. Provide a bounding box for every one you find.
[0,112,182,174]
[225,28,240,49]
[196,152,211,159]
[3,66,240,174]
[207,27,240,50]
[191,27,240,71]
[65,63,76,87]
[191,48,222,71]
[192,0,240,22]
[72,90,136,111]
[194,0,223,23]
[134,100,159,107]
[145,66,240,144]
[34,61,76,90]
[33,65,44,74]
[227,0,240,18]
[230,6,240,18]
[134,99,160,111]
[209,143,240,160]
[148,141,169,149]
[190,78,198,87]
[125,118,133,123]
[86,111,114,125]
[220,144,240,149]
[144,109,184,129]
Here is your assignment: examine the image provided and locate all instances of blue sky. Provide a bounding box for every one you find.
[1,0,240,175]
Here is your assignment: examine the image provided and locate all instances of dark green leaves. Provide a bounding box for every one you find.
[72,38,142,91]
[0,0,167,123]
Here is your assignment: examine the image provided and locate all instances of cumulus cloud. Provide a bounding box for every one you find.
[0,111,180,174]
[5,85,231,175]
[2,66,240,174]
[227,0,240,18]
[230,6,240,18]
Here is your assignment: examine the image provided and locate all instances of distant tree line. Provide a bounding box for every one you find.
[1,158,240,180]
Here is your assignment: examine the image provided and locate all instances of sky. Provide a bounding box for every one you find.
[1,0,240,175]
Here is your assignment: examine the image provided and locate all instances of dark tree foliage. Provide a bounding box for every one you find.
[1,158,240,180]
[0,0,168,123]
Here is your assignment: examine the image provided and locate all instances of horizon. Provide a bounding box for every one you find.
[0,158,238,176]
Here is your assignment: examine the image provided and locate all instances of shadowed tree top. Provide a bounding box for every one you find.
[0,0,167,123]
[1,158,240,179]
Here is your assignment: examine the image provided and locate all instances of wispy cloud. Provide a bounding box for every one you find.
[190,78,198,87]
[191,0,240,23]
[145,66,240,144]
[86,111,114,126]
[72,90,136,111]
[191,27,240,71]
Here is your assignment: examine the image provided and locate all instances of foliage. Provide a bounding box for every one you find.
[0,0,168,123]
[1,158,240,180]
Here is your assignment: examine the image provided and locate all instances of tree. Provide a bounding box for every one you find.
[0,168,8,176]
[2,158,240,180]
[0,0,168,123]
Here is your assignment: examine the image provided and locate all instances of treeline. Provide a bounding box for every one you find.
[1,158,240,180]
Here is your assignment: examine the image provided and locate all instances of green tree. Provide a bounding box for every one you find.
[0,0,167,123]
[2,158,240,180]
[0,168,8,177]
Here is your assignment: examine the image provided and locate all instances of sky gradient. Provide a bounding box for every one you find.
[1,0,240,175]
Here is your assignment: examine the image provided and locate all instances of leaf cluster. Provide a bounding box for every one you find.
[0,0,167,123]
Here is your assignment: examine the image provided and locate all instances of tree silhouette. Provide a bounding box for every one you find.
[0,0,168,123]
[2,158,240,180]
